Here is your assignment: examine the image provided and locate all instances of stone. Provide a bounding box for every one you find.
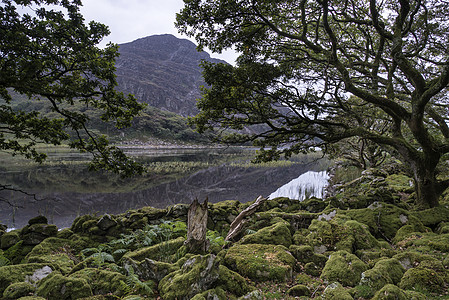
[321,250,368,287]
[97,214,117,231]
[0,231,20,250]
[36,272,93,299]
[372,284,408,300]
[239,221,292,247]
[28,216,48,225]
[224,244,296,282]
[123,257,178,282]
[158,254,220,300]
[322,282,353,300]
[288,284,310,297]
[3,282,35,299]
[399,267,445,294]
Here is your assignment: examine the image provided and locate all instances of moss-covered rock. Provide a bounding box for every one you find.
[322,282,353,300]
[190,287,228,300]
[0,263,53,295]
[123,257,178,282]
[239,221,292,247]
[287,284,310,297]
[399,267,445,293]
[158,254,220,300]
[0,231,20,250]
[122,236,185,262]
[217,265,253,297]
[224,244,296,282]
[3,241,34,264]
[357,258,405,298]
[3,281,35,299]
[69,268,127,296]
[289,244,327,267]
[21,223,58,245]
[371,284,408,300]
[36,272,93,299]
[335,220,381,252]
[344,203,424,241]
[321,250,368,287]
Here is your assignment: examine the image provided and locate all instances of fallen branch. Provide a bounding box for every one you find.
[225,195,267,242]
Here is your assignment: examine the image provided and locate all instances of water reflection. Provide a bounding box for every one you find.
[0,148,328,229]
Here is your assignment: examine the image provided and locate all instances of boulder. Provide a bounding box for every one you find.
[224,244,296,282]
[239,221,292,247]
[158,254,220,300]
[321,250,368,287]
[36,272,92,299]
[123,257,178,282]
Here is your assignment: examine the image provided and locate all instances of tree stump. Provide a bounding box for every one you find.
[185,198,209,253]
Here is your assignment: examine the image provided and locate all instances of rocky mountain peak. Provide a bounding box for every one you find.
[115,34,226,117]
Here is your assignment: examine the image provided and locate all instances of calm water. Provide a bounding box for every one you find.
[0,147,328,229]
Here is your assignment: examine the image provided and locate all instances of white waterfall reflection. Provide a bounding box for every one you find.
[268,171,329,201]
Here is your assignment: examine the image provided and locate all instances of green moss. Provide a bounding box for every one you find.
[399,267,445,293]
[0,231,20,250]
[122,236,185,263]
[36,272,93,299]
[287,284,310,297]
[122,257,179,282]
[345,203,423,241]
[217,265,253,297]
[0,263,52,295]
[16,297,46,300]
[410,206,449,227]
[385,174,414,193]
[158,254,220,300]
[69,268,127,296]
[27,253,75,275]
[190,287,228,300]
[404,290,428,300]
[335,220,381,252]
[321,250,368,287]
[239,222,292,247]
[224,244,296,282]
[71,215,97,233]
[3,282,35,299]
[3,241,34,264]
[371,284,407,300]
[357,258,405,298]
[288,244,326,267]
[322,282,353,300]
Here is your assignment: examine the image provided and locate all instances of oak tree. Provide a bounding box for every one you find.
[0,0,145,187]
[177,0,449,208]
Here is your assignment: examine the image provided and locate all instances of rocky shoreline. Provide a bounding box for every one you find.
[0,168,448,299]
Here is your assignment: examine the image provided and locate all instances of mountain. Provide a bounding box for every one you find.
[115,34,227,117]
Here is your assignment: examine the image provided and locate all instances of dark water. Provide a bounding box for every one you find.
[0,147,327,229]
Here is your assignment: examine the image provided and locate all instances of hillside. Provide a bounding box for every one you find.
[115,34,227,117]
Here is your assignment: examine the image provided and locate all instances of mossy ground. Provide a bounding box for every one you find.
[1,169,449,299]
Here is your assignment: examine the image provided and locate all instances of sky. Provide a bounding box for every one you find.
[79,0,239,64]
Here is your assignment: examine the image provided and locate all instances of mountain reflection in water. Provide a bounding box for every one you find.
[0,148,328,229]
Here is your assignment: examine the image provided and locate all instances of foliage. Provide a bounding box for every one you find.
[176,0,449,208]
[0,0,145,180]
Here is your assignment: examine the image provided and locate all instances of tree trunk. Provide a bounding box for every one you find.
[413,163,441,209]
[185,198,209,253]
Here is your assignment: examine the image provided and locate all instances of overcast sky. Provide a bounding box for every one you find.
[79,0,239,64]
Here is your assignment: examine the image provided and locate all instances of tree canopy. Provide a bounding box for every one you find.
[176,0,449,208]
[0,0,145,183]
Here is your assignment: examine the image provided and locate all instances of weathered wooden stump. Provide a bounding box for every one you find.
[185,198,209,253]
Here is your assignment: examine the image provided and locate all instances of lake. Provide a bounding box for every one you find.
[0,146,329,229]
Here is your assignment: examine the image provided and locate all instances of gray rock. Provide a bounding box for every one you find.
[97,214,116,231]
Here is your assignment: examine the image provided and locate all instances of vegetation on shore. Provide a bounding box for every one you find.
[1,163,449,299]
